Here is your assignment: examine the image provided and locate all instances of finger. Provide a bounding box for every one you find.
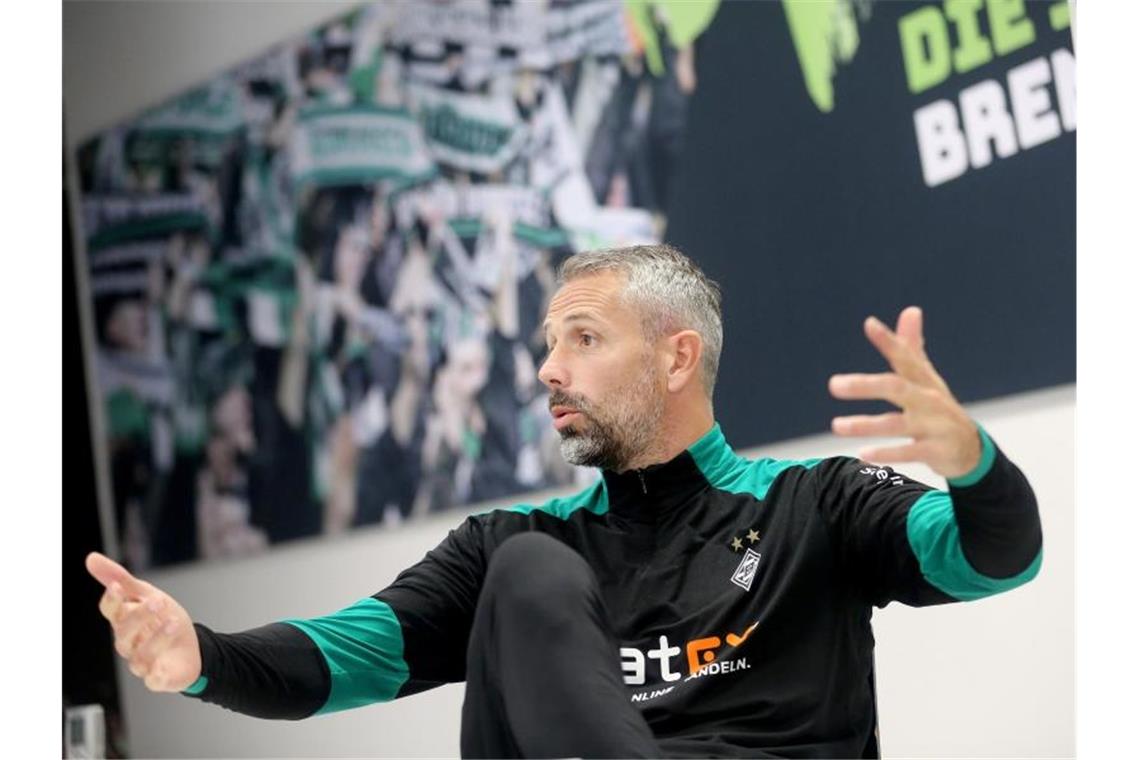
[142,657,191,693]
[98,584,125,622]
[128,615,169,669]
[86,552,148,599]
[832,412,908,438]
[829,373,913,406]
[858,441,931,465]
[112,603,150,658]
[133,618,180,671]
[128,658,151,680]
[863,317,932,384]
[121,613,165,661]
[895,306,924,353]
[101,583,150,626]
[144,667,170,692]
[113,597,166,654]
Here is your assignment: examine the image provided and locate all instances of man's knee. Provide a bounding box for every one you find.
[482,533,596,620]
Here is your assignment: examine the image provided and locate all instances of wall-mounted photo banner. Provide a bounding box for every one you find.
[73,0,1073,570]
[666,0,1074,448]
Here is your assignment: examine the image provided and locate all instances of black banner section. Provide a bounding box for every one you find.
[668,0,1074,447]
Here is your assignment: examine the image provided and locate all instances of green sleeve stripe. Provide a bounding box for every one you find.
[946,425,997,488]
[282,597,410,714]
[906,490,1042,601]
[182,676,208,695]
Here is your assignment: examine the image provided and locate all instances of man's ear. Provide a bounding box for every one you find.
[664,330,703,393]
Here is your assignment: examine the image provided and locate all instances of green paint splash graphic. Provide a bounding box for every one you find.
[626,0,723,77]
[782,0,870,113]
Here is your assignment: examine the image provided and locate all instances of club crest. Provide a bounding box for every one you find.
[731,548,762,591]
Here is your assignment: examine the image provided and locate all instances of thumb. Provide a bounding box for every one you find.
[85,552,146,598]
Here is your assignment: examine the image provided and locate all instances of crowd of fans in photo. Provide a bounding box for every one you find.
[76,0,720,569]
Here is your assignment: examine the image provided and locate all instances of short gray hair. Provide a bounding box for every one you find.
[557,244,723,397]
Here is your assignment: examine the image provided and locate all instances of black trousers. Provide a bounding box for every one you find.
[460,533,661,759]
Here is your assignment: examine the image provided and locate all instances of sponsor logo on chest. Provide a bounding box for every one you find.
[622,525,767,702]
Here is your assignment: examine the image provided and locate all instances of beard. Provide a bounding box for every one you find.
[550,360,664,472]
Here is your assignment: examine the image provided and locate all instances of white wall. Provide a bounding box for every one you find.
[64,3,1074,757]
[63,1,361,146]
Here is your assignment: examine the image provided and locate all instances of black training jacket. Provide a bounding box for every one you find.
[181,422,1042,757]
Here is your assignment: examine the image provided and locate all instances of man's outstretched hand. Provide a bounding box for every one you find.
[85,552,201,693]
[828,306,982,480]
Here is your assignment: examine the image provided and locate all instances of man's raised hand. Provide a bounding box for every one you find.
[86,552,201,693]
[828,306,982,480]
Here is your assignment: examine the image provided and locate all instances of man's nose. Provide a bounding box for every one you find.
[537,349,567,389]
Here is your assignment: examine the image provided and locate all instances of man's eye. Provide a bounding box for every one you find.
[580,333,595,346]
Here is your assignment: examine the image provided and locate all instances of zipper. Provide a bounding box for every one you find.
[637,470,647,494]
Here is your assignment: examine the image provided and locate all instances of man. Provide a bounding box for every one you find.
[87,244,1042,758]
